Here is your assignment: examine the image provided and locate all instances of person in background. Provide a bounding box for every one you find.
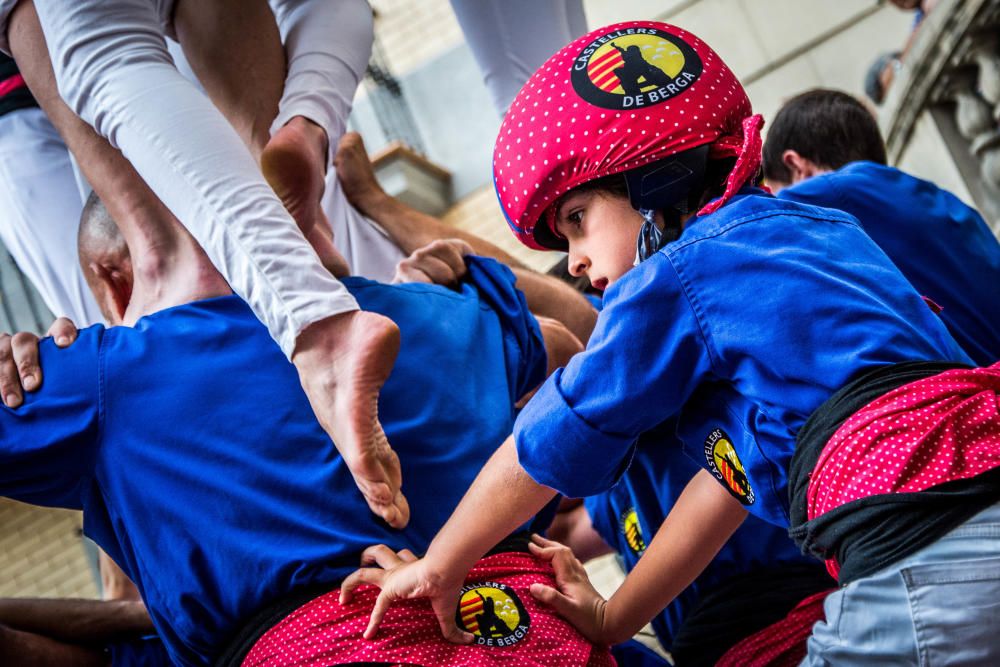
[764,88,999,367]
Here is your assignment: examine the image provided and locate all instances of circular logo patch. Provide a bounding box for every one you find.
[704,428,755,505]
[456,582,530,647]
[620,507,646,556]
[571,26,703,110]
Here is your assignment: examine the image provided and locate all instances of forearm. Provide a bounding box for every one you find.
[425,436,556,578]
[511,268,598,345]
[602,470,747,644]
[0,599,153,643]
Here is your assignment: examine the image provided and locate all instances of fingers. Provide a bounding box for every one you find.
[46,317,78,347]
[392,262,433,285]
[0,333,22,408]
[431,595,474,645]
[364,590,395,640]
[11,331,41,392]
[339,566,386,605]
[425,240,470,280]
[396,549,417,563]
[410,253,459,286]
[529,583,572,612]
[361,544,406,569]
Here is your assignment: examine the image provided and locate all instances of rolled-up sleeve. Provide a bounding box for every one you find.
[514,252,713,498]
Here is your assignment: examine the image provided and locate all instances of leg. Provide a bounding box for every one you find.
[0,107,103,325]
[263,0,374,269]
[804,502,1000,665]
[337,132,598,343]
[13,0,408,527]
[171,0,283,161]
[449,0,587,115]
[172,0,349,276]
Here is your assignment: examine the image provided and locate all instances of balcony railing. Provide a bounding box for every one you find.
[882,0,1000,232]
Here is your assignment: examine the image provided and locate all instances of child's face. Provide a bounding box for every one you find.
[554,189,645,291]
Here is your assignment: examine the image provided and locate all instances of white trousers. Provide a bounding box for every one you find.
[449,0,587,115]
[3,0,365,356]
[0,107,103,325]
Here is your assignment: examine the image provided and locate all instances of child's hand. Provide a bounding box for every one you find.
[527,533,613,644]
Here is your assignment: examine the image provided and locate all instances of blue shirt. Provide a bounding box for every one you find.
[779,161,1000,367]
[584,424,816,650]
[0,257,545,667]
[516,191,970,528]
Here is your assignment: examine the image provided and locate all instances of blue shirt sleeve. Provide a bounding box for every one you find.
[514,252,713,497]
[0,327,103,508]
[463,255,547,402]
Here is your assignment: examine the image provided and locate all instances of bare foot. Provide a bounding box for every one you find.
[292,309,409,528]
[262,117,350,276]
[333,131,388,219]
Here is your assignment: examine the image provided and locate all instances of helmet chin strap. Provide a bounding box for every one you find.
[634,206,685,265]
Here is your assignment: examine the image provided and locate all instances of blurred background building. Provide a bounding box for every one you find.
[2,0,996,602]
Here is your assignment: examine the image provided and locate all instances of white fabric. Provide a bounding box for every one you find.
[321,170,404,283]
[31,0,358,357]
[267,0,404,281]
[449,0,587,115]
[269,0,373,163]
[0,108,104,325]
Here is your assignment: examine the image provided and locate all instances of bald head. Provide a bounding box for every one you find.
[78,191,132,323]
[79,191,130,266]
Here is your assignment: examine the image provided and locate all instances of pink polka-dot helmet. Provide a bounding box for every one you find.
[493,20,764,251]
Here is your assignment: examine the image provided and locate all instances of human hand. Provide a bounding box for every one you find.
[392,239,473,287]
[292,310,409,528]
[527,534,613,644]
[340,544,473,644]
[0,317,78,407]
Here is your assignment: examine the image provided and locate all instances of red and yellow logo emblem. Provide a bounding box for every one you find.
[620,507,646,555]
[571,26,702,109]
[704,428,755,505]
[456,582,530,647]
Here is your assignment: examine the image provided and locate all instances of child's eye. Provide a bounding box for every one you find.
[567,210,583,226]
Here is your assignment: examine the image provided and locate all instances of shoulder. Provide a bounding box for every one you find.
[668,193,860,253]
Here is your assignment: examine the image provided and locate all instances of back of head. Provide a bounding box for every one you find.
[762,89,887,184]
[78,190,128,270]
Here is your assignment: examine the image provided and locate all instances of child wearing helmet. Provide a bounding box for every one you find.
[344,21,1000,664]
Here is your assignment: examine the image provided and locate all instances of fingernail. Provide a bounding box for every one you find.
[4,394,20,408]
[57,336,70,346]
[22,374,37,390]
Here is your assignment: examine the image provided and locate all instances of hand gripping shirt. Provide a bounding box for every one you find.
[0,257,546,667]
[778,161,1000,367]
[584,424,818,651]
[515,190,971,528]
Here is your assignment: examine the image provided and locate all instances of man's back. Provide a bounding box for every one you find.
[0,258,545,666]
[778,161,1000,366]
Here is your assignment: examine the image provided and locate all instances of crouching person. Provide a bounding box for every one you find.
[0,189,611,667]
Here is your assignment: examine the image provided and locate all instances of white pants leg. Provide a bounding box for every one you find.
[0,107,103,325]
[32,0,357,356]
[268,0,404,281]
[449,0,587,115]
[268,0,373,160]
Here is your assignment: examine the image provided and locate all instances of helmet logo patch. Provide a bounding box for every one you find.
[571,27,702,110]
[456,582,531,647]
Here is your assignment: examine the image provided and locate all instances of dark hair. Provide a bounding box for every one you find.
[539,153,740,249]
[762,89,887,184]
[557,157,737,214]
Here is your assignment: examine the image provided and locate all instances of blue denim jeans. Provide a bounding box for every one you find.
[803,501,1000,666]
